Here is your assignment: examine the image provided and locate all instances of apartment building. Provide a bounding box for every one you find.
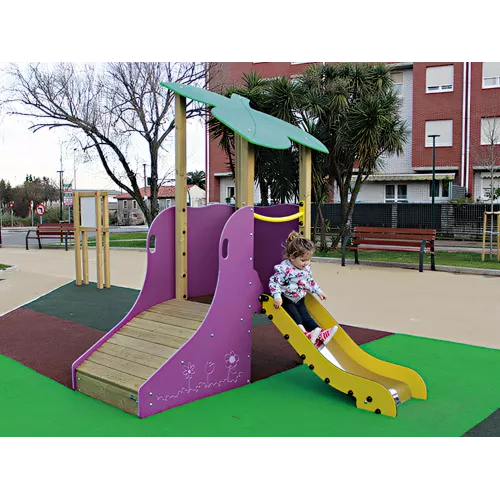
[206,62,500,204]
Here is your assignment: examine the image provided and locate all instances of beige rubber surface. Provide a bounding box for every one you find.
[1,247,498,349]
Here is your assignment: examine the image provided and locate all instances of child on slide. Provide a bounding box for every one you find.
[269,231,338,347]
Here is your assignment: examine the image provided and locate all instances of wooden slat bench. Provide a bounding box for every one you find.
[341,227,436,272]
[26,223,75,251]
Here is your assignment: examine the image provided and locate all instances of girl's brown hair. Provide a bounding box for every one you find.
[283,231,315,259]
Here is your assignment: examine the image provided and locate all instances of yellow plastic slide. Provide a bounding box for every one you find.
[259,293,427,417]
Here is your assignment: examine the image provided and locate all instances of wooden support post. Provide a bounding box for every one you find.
[95,193,103,289]
[74,192,82,286]
[235,135,255,209]
[83,231,89,284]
[299,146,312,239]
[103,193,111,288]
[175,94,188,300]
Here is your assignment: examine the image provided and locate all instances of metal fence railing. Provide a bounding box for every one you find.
[311,203,500,240]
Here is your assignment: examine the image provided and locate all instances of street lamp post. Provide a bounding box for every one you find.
[57,169,64,222]
[73,148,77,190]
[428,134,440,230]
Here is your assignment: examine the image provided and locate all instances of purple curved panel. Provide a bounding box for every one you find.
[253,204,300,290]
[187,204,234,298]
[138,206,263,418]
[71,207,176,388]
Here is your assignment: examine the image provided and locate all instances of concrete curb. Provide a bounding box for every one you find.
[0,264,19,275]
[312,256,500,277]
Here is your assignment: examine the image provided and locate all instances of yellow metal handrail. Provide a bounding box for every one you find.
[253,202,305,228]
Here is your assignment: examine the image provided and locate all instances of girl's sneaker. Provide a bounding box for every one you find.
[307,327,322,345]
[314,326,339,347]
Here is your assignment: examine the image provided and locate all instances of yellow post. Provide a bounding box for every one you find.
[299,146,312,239]
[103,193,111,288]
[175,94,188,300]
[95,193,103,289]
[74,192,82,286]
[83,231,89,285]
[235,135,255,209]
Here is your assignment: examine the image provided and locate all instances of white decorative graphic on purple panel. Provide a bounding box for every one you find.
[157,351,244,402]
[205,361,215,384]
[183,362,195,390]
[225,351,240,382]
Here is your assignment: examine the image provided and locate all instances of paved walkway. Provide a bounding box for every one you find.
[1,247,498,349]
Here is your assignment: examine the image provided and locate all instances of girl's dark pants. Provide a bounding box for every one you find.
[282,296,319,332]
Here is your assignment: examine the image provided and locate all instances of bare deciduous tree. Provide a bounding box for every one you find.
[473,116,500,259]
[0,62,213,225]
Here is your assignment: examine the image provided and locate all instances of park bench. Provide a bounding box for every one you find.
[341,227,437,273]
[26,223,75,251]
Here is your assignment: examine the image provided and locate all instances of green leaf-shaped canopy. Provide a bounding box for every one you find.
[161,81,329,154]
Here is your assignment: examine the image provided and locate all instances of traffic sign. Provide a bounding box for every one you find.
[30,201,34,209]
[35,203,46,216]
[9,201,14,209]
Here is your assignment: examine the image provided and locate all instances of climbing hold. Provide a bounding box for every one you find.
[300,354,306,360]
[375,409,381,414]
[261,309,266,314]
[284,334,290,340]
[348,390,354,396]
[268,315,273,320]
[367,396,373,403]
[325,378,330,384]
[309,364,314,370]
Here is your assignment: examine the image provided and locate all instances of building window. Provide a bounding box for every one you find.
[227,186,235,199]
[429,180,450,198]
[391,71,403,98]
[385,184,407,202]
[482,62,500,89]
[425,120,453,147]
[123,200,127,208]
[166,199,172,208]
[426,65,454,93]
[132,200,137,209]
[481,117,500,145]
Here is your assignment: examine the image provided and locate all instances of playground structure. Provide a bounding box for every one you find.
[71,82,427,418]
[73,191,111,289]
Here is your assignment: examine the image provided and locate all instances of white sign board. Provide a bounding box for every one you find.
[81,196,97,228]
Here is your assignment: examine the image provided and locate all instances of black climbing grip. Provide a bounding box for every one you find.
[299,221,304,226]
[261,309,266,314]
[300,354,306,360]
[375,409,381,414]
[366,396,373,403]
[309,364,314,370]
[259,295,269,302]
[284,334,290,340]
[268,315,273,320]
[324,378,330,384]
[299,201,304,207]
[348,390,354,396]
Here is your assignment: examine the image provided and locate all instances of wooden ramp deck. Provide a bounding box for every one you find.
[75,299,210,414]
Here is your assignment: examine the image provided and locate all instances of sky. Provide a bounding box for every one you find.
[0,67,206,191]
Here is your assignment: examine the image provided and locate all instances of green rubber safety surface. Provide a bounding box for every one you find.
[161,82,329,154]
[0,334,498,436]
[23,281,139,331]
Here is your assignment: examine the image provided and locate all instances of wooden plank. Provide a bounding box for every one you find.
[77,359,145,391]
[89,351,157,380]
[157,298,210,313]
[347,246,423,253]
[120,324,188,348]
[107,333,178,359]
[126,318,196,340]
[353,232,435,241]
[76,373,138,415]
[149,305,207,322]
[83,231,89,285]
[352,239,427,248]
[98,342,165,369]
[138,310,203,330]
[354,227,436,236]
[175,94,188,300]
[299,146,312,239]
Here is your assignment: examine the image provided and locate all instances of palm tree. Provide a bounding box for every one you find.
[187,170,206,191]
[209,71,299,205]
[294,62,408,248]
